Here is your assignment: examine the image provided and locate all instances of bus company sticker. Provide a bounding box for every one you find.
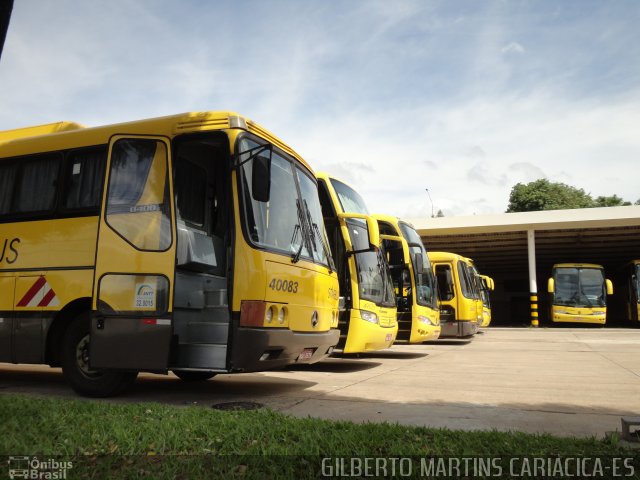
[135,283,156,309]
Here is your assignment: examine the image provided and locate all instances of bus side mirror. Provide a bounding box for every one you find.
[414,252,424,274]
[251,155,271,202]
[366,217,380,251]
[340,213,380,253]
[547,278,554,293]
[606,279,613,295]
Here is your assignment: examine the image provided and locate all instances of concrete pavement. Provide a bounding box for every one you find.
[1,328,639,438]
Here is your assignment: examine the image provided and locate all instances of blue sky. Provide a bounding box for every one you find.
[1,0,639,217]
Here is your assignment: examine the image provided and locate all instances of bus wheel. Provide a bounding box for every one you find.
[172,370,217,382]
[61,312,138,397]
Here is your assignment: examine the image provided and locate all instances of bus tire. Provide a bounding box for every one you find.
[61,312,138,397]
[172,370,217,382]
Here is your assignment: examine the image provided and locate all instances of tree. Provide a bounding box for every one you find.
[594,195,631,207]
[506,179,594,212]
[436,209,444,217]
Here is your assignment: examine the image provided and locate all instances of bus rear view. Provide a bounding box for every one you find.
[548,263,613,325]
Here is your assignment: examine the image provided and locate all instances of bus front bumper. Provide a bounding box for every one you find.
[231,327,340,372]
[439,320,478,338]
[552,313,606,324]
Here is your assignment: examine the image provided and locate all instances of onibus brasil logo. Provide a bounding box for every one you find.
[7,456,73,479]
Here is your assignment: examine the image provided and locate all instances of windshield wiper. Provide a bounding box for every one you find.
[377,254,395,305]
[233,143,273,169]
[291,199,313,264]
[290,223,304,264]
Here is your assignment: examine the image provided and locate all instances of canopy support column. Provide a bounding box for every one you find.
[527,229,539,327]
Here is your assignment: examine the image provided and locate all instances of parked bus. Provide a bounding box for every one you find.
[547,263,613,325]
[620,260,640,324]
[429,252,481,337]
[316,173,397,353]
[479,274,494,328]
[0,111,343,396]
[373,215,441,342]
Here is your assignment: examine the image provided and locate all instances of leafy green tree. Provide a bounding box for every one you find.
[594,195,631,207]
[506,179,595,212]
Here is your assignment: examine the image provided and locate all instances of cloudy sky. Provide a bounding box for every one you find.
[1,0,639,217]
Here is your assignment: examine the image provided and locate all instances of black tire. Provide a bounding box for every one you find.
[172,370,217,382]
[61,312,138,397]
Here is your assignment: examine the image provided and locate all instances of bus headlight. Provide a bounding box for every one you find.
[265,306,274,323]
[554,309,568,314]
[360,310,379,324]
[592,311,605,315]
[278,307,286,324]
[418,315,433,325]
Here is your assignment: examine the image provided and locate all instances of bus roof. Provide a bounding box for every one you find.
[428,251,467,262]
[371,214,418,231]
[552,263,604,269]
[0,111,311,171]
[0,121,85,142]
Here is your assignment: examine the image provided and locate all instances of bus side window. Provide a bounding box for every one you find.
[0,162,17,215]
[62,147,107,211]
[12,153,61,215]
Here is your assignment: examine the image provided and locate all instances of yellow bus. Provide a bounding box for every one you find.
[0,111,341,396]
[547,263,613,325]
[429,252,481,337]
[373,215,441,342]
[621,260,640,324]
[315,173,397,353]
[479,274,494,328]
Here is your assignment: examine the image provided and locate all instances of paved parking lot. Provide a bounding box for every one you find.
[2,327,640,438]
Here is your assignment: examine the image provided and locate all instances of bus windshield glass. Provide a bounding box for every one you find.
[345,219,395,306]
[330,178,369,214]
[297,168,332,267]
[398,222,438,309]
[238,137,331,268]
[554,267,605,307]
[635,264,640,299]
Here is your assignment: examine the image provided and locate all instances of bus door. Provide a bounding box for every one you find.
[91,136,176,370]
[380,235,410,306]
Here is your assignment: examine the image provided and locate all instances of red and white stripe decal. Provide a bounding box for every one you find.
[16,277,61,307]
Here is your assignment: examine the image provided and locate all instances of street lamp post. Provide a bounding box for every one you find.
[425,188,434,218]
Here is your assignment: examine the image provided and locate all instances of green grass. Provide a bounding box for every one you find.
[1,393,637,479]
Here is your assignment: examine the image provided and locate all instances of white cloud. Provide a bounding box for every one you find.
[501,41,525,54]
[1,0,639,217]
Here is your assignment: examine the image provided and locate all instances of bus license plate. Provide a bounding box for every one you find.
[298,348,315,361]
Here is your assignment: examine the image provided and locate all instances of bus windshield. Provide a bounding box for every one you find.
[330,178,369,214]
[355,249,396,307]
[554,267,605,307]
[398,222,438,309]
[238,138,332,268]
[635,264,640,299]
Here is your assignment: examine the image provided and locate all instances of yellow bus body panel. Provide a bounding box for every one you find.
[410,304,441,342]
[342,301,397,353]
[550,262,609,325]
[314,173,398,352]
[229,161,339,334]
[1,111,340,371]
[372,214,440,342]
[551,305,606,324]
